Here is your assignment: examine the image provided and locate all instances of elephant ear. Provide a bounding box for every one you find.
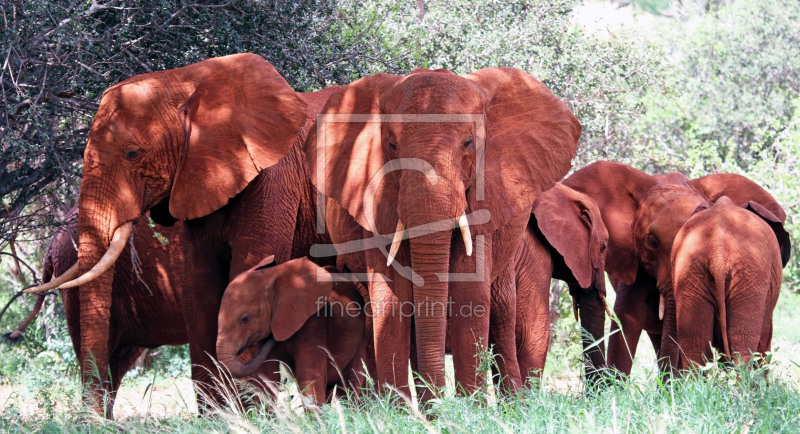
[464,67,581,234]
[270,257,332,342]
[304,73,404,234]
[563,161,658,285]
[532,184,594,288]
[743,201,792,268]
[689,174,786,222]
[170,53,308,220]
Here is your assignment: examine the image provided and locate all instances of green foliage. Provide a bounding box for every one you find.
[345,0,666,166]
[632,0,800,287]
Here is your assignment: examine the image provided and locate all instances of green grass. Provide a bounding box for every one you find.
[2,289,799,432]
[2,362,799,433]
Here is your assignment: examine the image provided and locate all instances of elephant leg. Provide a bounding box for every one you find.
[106,346,146,419]
[606,277,657,377]
[449,235,492,396]
[488,264,521,394]
[675,293,715,370]
[180,233,229,411]
[514,240,552,388]
[289,320,329,405]
[366,249,412,398]
[726,285,769,366]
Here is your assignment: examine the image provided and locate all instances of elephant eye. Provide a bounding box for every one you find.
[388,141,397,152]
[580,209,591,222]
[463,138,473,149]
[647,234,659,248]
[125,148,142,160]
[240,315,249,324]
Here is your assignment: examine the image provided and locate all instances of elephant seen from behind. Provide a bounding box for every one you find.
[662,196,788,371]
[563,161,789,376]
[216,257,366,404]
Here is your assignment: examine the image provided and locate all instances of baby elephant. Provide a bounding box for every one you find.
[662,196,790,370]
[216,256,366,404]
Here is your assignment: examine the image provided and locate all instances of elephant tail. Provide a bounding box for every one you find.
[713,269,731,358]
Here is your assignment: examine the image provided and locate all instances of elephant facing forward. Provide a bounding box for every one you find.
[216,257,366,404]
[662,197,789,371]
[490,183,609,391]
[306,67,580,400]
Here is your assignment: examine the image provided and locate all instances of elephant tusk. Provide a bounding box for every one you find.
[658,294,665,321]
[23,262,79,294]
[386,220,405,266]
[58,222,133,289]
[599,291,613,317]
[572,298,579,322]
[458,213,472,256]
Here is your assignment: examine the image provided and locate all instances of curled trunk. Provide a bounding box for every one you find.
[216,338,277,378]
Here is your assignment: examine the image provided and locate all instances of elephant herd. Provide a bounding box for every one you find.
[16,54,789,418]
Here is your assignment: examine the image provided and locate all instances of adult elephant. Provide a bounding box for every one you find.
[664,197,788,371]
[25,208,188,418]
[25,54,339,413]
[562,161,789,376]
[305,68,581,399]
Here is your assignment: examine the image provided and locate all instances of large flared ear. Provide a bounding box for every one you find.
[533,184,594,288]
[689,174,786,222]
[170,53,307,220]
[743,201,792,268]
[464,67,581,235]
[270,257,332,342]
[304,73,404,234]
[563,161,658,285]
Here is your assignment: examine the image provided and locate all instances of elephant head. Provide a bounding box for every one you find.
[216,256,333,378]
[35,54,307,382]
[531,183,610,375]
[563,161,789,375]
[306,68,580,392]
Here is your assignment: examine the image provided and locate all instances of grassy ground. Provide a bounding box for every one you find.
[2,289,799,433]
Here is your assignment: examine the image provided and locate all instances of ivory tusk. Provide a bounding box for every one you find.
[458,213,472,256]
[58,222,133,289]
[23,262,79,294]
[386,220,405,266]
[658,294,665,321]
[599,291,613,317]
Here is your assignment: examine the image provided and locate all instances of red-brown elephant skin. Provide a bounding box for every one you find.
[489,183,610,391]
[305,68,581,400]
[216,257,366,405]
[22,54,344,416]
[563,161,789,377]
[33,207,188,418]
[663,197,788,371]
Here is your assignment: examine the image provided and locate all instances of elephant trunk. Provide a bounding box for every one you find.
[74,167,142,408]
[400,179,461,402]
[216,337,277,378]
[658,292,679,379]
[575,284,608,387]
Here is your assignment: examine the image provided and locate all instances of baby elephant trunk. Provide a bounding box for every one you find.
[216,337,277,378]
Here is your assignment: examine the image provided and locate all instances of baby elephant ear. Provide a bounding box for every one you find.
[689,173,786,221]
[533,184,593,288]
[464,67,581,235]
[743,201,792,268]
[170,53,307,221]
[270,258,333,342]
